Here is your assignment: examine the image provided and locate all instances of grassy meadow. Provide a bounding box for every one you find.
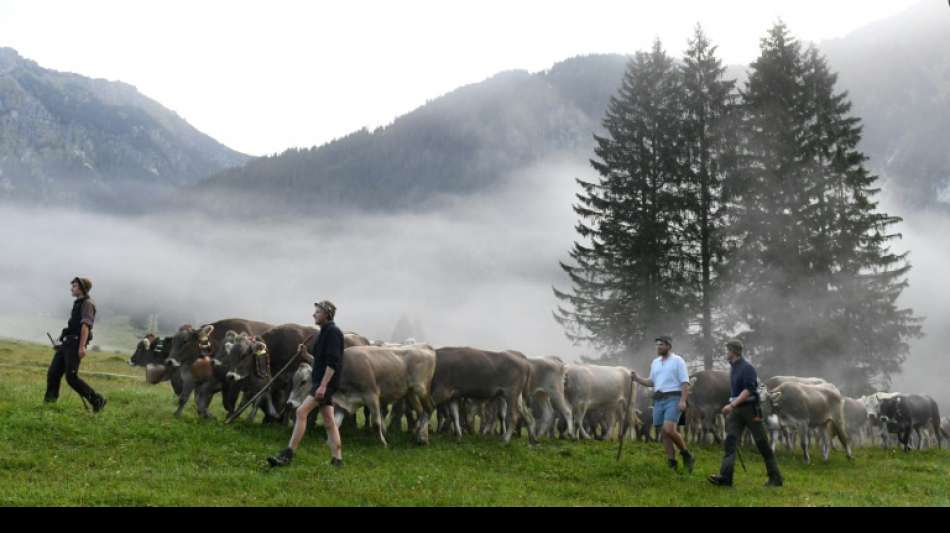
[0,338,947,507]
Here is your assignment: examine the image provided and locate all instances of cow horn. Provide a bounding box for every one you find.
[141,337,151,351]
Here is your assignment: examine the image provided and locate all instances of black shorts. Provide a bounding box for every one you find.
[309,383,337,408]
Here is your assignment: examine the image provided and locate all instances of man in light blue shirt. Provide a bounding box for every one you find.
[632,335,695,473]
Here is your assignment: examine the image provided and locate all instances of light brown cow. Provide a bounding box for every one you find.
[564,364,636,441]
[288,343,437,446]
[761,381,852,463]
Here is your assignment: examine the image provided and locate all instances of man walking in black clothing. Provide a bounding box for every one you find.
[268,300,344,468]
[45,277,107,413]
[708,339,783,487]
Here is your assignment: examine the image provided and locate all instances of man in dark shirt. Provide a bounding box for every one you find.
[268,300,344,468]
[708,339,783,487]
[44,277,107,412]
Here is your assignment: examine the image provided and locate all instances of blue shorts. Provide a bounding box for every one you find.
[653,396,682,427]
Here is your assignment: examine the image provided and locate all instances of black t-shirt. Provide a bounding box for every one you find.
[310,321,343,390]
[730,357,759,405]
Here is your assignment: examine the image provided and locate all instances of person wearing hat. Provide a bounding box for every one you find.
[44,277,107,412]
[631,335,695,472]
[268,300,344,468]
[708,339,783,487]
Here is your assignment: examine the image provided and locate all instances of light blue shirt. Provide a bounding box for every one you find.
[649,353,689,393]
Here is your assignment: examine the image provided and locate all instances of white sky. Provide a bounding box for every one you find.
[0,0,922,156]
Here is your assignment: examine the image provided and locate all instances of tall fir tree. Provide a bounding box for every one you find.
[729,22,921,389]
[554,40,692,369]
[679,24,739,370]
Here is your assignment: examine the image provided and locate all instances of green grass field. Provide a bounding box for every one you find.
[1,338,947,507]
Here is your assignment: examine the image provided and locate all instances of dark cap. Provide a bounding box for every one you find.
[314,300,337,320]
[726,339,744,355]
[654,335,672,346]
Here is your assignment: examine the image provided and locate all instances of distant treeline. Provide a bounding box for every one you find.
[554,23,922,395]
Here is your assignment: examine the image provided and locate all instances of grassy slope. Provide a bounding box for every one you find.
[0,339,947,507]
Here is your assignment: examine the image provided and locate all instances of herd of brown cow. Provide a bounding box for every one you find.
[129,317,948,457]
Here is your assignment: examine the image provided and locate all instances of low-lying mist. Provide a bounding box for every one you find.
[1,159,946,409]
[0,154,593,362]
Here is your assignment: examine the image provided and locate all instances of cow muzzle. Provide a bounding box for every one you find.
[226,371,244,382]
[166,358,182,368]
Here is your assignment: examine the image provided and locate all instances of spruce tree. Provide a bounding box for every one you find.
[679,24,739,370]
[730,23,921,388]
[554,40,692,368]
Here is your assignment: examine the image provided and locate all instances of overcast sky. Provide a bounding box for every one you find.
[0,0,922,156]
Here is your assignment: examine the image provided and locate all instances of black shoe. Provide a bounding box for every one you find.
[330,457,344,468]
[681,449,695,474]
[765,476,784,487]
[92,395,107,413]
[668,458,678,471]
[267,448,294,468]
[708,474,733,487]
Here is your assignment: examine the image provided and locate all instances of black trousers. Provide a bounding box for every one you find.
[45,342,98,403]
[718,403,782,483]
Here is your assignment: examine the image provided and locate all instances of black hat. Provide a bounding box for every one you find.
[654,335,673,346]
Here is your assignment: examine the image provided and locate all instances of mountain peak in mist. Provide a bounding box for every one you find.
[0,47,250,210]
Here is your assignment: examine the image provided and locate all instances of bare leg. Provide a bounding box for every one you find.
[321,405,343,461]
[288,395,318,451]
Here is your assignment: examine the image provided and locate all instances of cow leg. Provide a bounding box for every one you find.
[449,400,464,442]
[406,393,429,445]
[174,372,196,418]
[366,396,387,448]
[572,403,590,439]
[800,424,810,464]
[518,393,538,444]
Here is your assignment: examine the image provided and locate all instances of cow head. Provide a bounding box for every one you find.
[130,334,156,367]
[286,363,313,412]
[166,324,200,368]
[222,334,261,383]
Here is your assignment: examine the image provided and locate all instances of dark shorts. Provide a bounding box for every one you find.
[309,382,337,408]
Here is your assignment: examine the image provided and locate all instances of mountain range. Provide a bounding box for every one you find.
[0,47,249,211]
[1,0,947,213]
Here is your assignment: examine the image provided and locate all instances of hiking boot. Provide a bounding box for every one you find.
[708,474,733,487]
[330,457,344,468]
[680,449,695,474]
[91,395,107,413]
[267,448,294,468]
[667,458,678,471]
[765,476,784,487]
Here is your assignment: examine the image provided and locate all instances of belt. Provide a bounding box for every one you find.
[653,390,682,400]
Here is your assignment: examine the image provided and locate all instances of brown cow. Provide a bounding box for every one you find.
[430,347,538,444]
[166,318,274,418]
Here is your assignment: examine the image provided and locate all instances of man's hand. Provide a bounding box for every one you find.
[678,399,687,412]
[314,385,327,401]
[78,346,86,360]
[631,370,639,382]
[722,402,734,416]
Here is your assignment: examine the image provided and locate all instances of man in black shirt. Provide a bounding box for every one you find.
[708,339,783,487]
[44,277,107,412]
[268,300,344,468]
